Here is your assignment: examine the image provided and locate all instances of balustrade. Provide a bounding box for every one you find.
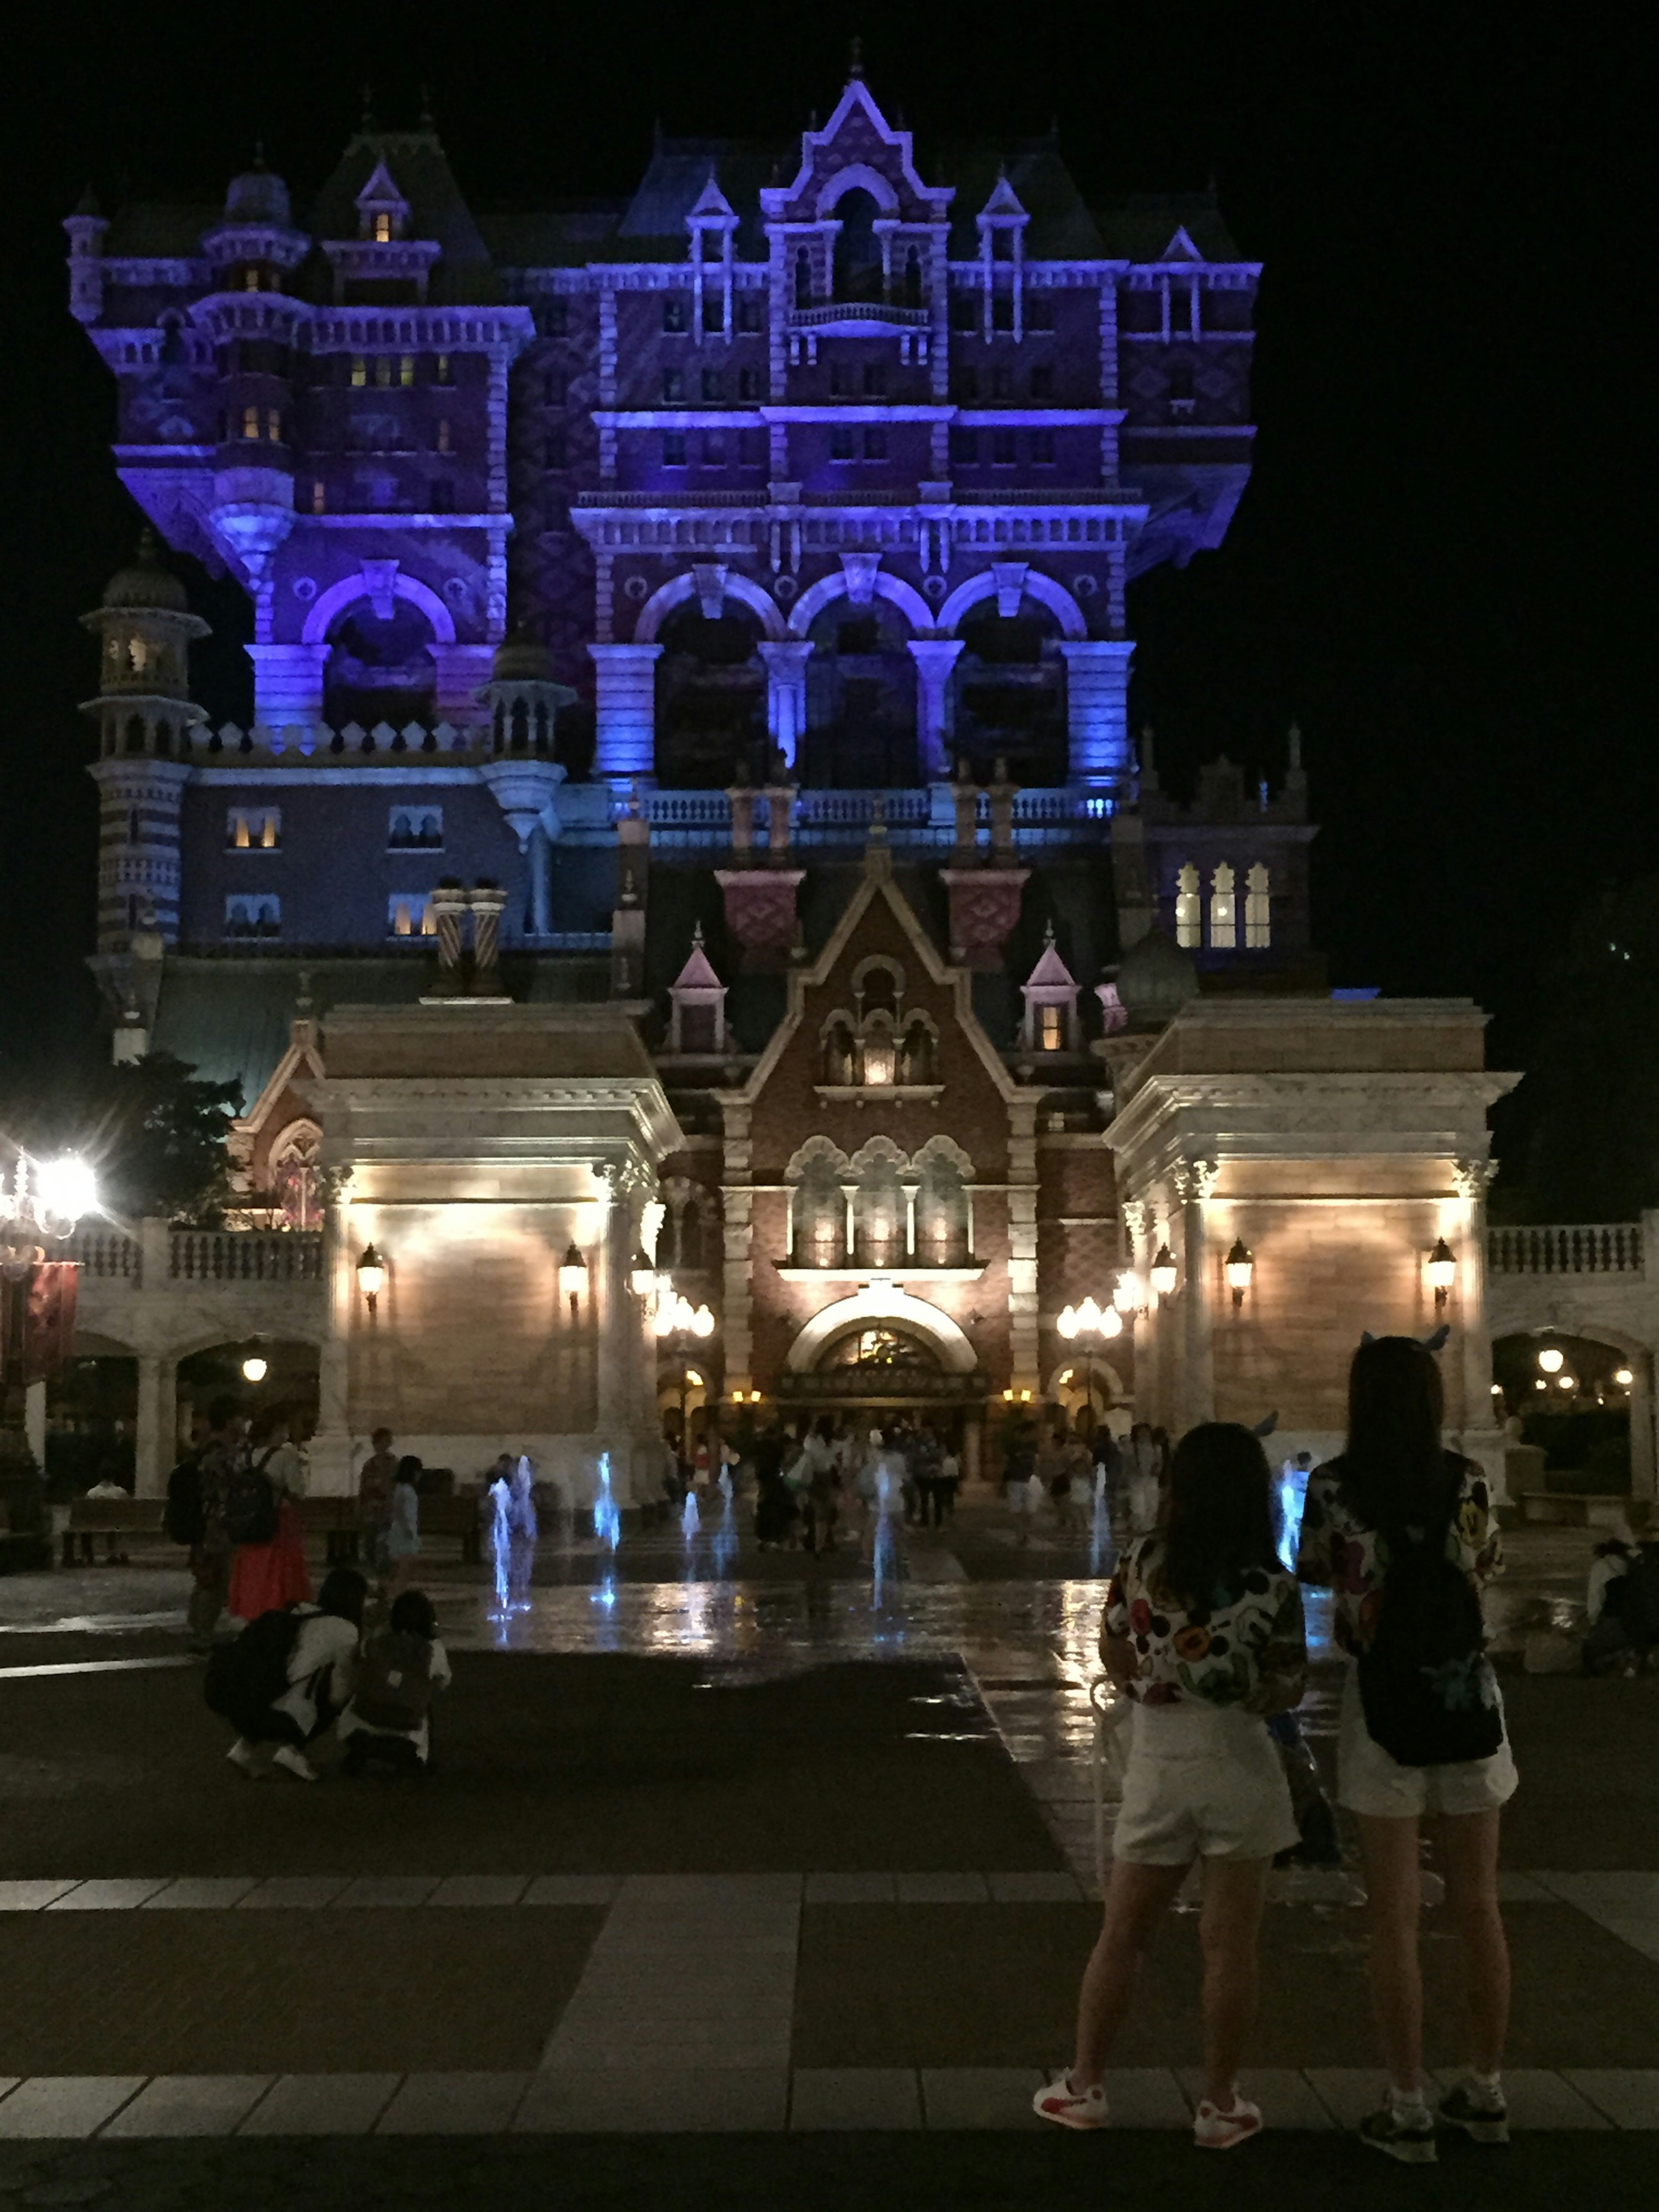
[1486,1223,1645,1277]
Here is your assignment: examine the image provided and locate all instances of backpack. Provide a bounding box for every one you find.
[204,1606,301,1730]
[224,1452,279,1545]
[352,1629,435,1732]
[163,1453,205,1546]
[1606,1548,1659,1649]
[1357,1507,1504,1767]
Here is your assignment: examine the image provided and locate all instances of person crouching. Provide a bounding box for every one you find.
[213,1567,367,1783]
[338,1589,451,1774]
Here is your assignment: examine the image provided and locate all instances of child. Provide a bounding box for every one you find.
[339,1589,451,1773]
[384,1454,423,1599]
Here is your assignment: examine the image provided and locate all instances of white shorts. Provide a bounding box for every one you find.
[1335,1665,1518,1819]
[1113,1701,1299,1866]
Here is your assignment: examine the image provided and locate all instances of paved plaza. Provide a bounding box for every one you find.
[1,1513,1656,2206]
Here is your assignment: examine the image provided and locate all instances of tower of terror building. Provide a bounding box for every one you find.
[65,70,1510,1497]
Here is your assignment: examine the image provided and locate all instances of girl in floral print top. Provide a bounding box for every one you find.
[1296,1456,1503,1658]
[1104,1539,1307,1712]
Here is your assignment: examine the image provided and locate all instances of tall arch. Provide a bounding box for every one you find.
[813,163,901,218]
[301,569,457,647]
[787,569,934,638]
[938,569,1088,641]
[635,570,788,644]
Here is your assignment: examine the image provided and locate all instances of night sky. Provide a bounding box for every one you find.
[3,8,1644,1129]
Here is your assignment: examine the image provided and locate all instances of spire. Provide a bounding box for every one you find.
[849,33,864,79]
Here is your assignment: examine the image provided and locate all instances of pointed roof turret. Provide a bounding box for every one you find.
[672,922,724,995]
[1023,919,1077,993]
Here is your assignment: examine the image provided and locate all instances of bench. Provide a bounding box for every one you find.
[297,1491,485,1564]
[62,1496,165,1564]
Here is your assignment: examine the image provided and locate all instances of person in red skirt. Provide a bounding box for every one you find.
[227,1409,312,1623]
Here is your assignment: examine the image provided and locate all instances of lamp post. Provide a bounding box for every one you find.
[1427,1237,1456,1313]
[559,1242,588,1326]
[1149,1243,1179,1303]
[1,1152,99,1273]
[652,1287,717,1458]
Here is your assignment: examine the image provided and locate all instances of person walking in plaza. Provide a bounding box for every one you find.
[1297,1335,1515,2163]
[357,1426,398,1573]
[227,1410,311,1624]
[1036,1421,1306,2149]
[187,1397,246,1649]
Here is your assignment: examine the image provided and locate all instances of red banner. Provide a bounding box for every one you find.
[0,1262,79,1387]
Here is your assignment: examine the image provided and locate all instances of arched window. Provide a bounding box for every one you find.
[510,699,530,751]
[154,721,172,756]
[789,1148,849,1268]
[795,246,813,309]
[124,715,146,754]
[269,1121,322,1231]
[1174,862,1200,948]
[832,189,883,302]
[822,1019,856,1085]
[854,1148,906,1268]
[903,247,922,308]
[915,1144,973,1268]
[898,1018,934,1084]
[1245,863,1271,949]
[1209,862,1236,950]
[861,1012,898,1087]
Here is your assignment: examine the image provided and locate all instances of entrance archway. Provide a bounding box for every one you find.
[1493,1329,1647,1505]
[801,594,918,787]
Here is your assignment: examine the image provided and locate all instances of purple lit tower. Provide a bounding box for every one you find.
[67,67,1306,1118]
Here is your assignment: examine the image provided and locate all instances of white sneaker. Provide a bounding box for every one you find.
[1193,2091,1263,2149]
[1032,2069,1109,2130]
[226,1738,264,1778]
[270,1745,319,1782]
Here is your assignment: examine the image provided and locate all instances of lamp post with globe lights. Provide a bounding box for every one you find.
[1,1150,99,1551]
[652,1284,716,1459]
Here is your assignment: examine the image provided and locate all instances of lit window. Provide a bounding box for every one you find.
[266,409,281,442]
[243,267,260,292]
[350,356,367,387]
[260,812,279,849]
[434,354,451,385]
[1210,861,1237,950]
[373,211,393,243]
[1039,1003,1062,1050]
[374,356,392,388]
[1174,862,1201,948]
[399,355,415,387]
[1245,863,1271,949]
[435,418,452,453]
[232,813,249,849]
[129,639,148,674]
[311,480,326,514]
[387,893,435,937]
[242,405,260,439]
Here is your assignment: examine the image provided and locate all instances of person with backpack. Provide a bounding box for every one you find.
[185,1398,247,1650]
[1297,1335,1514,2163]
[212,1566,367,1782]
[227,1411,311,1624]
[338,1588,451,1773]
[1035,1422,1306,2150]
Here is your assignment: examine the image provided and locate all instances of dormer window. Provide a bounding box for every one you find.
[1175,863,1201,949]
[1039,1004,1062,1051]
[1209,862,1237,950]
[373,211,392,244]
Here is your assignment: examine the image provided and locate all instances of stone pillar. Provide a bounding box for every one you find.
[1007,1099,1041,1393]
[247,642,329,725]
[135,1344,173,1504]
[760,775,795,858]
[307,1195,355,1496]
[426,880,467,999]
[1175,1160,1218,1432]
[469,881,508,998]
[720,1103,755,1398]
[756,642,813,772]
[528,823,553,936]
[727,780,756,861]
[986,758,1019,860]
[25,1379,46,1474]
[594,1184,637,1496]
[589,643,662,785]
[907,640,965,782]
[1058,640,1135,791]
[948,766,979,856]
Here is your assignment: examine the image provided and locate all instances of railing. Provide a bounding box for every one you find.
[169,1231,325,1283]
[787,302,931,328]
[66,1230,142,1282]
[1487,1224,1645,1277]
[776,1367,992,1401]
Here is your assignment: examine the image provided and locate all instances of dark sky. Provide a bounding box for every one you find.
[2,5,1645,1121]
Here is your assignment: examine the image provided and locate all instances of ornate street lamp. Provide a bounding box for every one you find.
[1056,1297,1123,1342]
[1149,1244,1179,1302]
[559,1242,588,1323]
[1427,1236,1457,1312]
[1224,1238,1254,1310]
[1,1152,98,1272]
[356,1243,386,1316]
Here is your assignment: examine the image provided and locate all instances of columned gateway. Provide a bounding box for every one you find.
[301,1002,681,1504]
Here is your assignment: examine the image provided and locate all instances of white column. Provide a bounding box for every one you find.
[907,640,964,782]
[307,1197,356,1496]
[133,1357,175,1497]
[1057,640,1135,791]
[589,643,663,785]
[756,641,813,770]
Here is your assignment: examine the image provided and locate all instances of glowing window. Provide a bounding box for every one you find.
[232,813,249,849]
[1174,862,1201,948]
[399,355,415,387]
[1245,863,1271,949]
[434,354,451,385]
[260,812,279,849]
[242,405,260,439]
[243,267,260,292]
[435,418,451,454]
[266,409,281,442]
[311,480,326,514]
[1210,861,1237,950]
[373,211,393,243]
[1039,1003,1063,1050]
[350,356,366,387]
[129,639,148,674]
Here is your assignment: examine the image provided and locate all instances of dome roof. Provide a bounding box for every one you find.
[1114,928,1198,1028]
[102,532,188,613]
[224,161,292,229]
[490,626,556,684]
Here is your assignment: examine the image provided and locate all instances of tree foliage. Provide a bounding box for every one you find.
[1,1053,242,1227]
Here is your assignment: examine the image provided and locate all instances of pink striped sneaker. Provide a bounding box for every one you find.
[1193,2092,1263,2149]
[1033,2070,1109,2130]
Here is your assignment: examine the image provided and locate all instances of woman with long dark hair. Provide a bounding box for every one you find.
[1297,1335,1514,2163]
[1036,1423,1306,2150]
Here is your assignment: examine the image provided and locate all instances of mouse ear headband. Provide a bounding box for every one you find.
[1358,1326,1449,1352]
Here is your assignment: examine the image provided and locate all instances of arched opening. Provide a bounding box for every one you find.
[124,715,146,754]
[323,596,437,730]
[45,1351,139,1535]
[654,603,766,787]
[175,1338,321,1446]
[952,599,1066,785]
[803,594,918,787]
[1492,1331,1644,1503]
[1048,1357,1127,1442]
[833,188,884,303]
[791,1151,849,1268]
[819,1323,941,1374]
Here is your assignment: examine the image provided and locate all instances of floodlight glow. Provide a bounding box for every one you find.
[35,1154,98,1227]
[1537,1347,1565,1374]
[241,1356,268,1383]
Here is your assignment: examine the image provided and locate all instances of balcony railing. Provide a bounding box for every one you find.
[169,1231,325,1283]
[786,302,930,329]
[66,1230,142,1281]
[1487,1224,1645,1277]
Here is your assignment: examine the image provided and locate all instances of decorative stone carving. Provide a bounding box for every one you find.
[939,867,1029,970]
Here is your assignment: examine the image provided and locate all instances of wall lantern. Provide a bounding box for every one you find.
[356,1243,386,1316]
[629,1249,657,1298]
[1224,1239,1254,1310]
[241,1354,268,1384]
[1149,1243,1179,1301]
[559,1242,587,1322]
[1427,1236,1457,1312]
[1112,1274,1141,1316]
[1537,1345,1564,1375]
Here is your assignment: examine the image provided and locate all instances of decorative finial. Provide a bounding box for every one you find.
[295,966,314,1014]
[691,919,705,949]
[1043,918,1056,946]
[252,139,267,170]
[849,34,864,79]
